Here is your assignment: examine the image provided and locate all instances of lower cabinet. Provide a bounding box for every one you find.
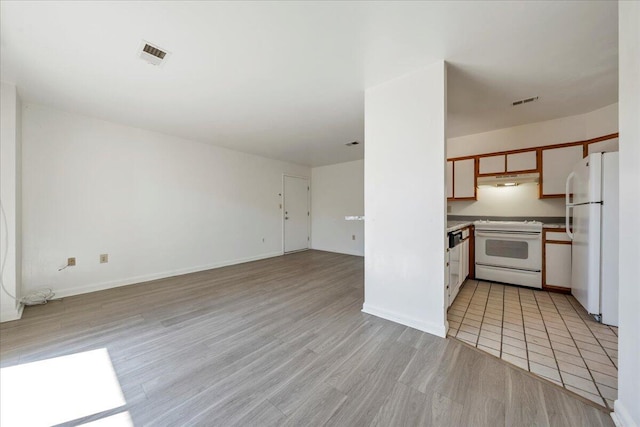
[445,238,450,309]
[447,228,471,308]
[448,244,460,306]
[543,229,572,290]
[461,239,469,280]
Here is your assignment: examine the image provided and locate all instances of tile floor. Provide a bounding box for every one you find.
[447,279,618,409]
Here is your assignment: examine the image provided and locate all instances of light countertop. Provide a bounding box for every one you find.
[447,221,567,232]
[543,223,567,229]
[446,221,473,232]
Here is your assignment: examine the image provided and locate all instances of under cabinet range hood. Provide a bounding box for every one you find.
[477,172,539,187]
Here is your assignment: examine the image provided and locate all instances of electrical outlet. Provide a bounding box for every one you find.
[352,235,356,241]
[262,238,265,243]
[100,254,108,263]
[67,257,76,266]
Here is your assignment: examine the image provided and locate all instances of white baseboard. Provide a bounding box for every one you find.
[362,303,446,338]
[0,303,24,323]
[310,246,364,257]
[47,251,283,300]
[612,400,638,427]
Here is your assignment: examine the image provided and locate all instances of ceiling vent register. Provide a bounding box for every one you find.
[138,41,169,66]
[512,96,539,106]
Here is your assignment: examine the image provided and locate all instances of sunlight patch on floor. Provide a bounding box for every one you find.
[0,348,127,427]
[83,410,133,426]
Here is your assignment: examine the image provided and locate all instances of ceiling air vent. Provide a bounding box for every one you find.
[138,41,170,66]
[345,141,360,147]
[512,96,539,106]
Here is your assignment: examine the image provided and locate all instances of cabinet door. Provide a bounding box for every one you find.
[445,247,451,308]
[447,161,454,199]
[587,138,619,155]
[449,245,460,298]
[479,155,505,174]
[507,151,537,172]
[453,159,475,199]
[465,239,470,279]
[462,239,469,280]
[541,145,584,196]
[545,243,571,288]
[458,243,465,288]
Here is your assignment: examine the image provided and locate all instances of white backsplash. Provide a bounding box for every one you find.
[448,182,565,217]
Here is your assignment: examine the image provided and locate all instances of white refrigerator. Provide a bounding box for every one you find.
[565,152,619,326]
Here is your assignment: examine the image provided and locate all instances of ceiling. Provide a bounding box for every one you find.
[0,1,618,167]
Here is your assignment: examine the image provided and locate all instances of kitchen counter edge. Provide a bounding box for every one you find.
[446,221,474,233]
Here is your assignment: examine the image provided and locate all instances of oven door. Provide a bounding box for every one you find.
[475,230,542,271]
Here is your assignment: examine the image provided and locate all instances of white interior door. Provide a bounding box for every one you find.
[284,175,309,253]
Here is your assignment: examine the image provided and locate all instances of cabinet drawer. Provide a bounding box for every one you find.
[546,231,570,242]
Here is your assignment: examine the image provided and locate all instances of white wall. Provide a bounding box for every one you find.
[363,61,447,337]
[615,2,640,427]
[450,184,565,217]
[311,160,364,256]
[447,103,618,217]
[21,104,309,298]
[447,103,618,158]
[0,82,22,322]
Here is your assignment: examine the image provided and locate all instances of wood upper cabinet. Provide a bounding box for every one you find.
[450,158,476,200]
[478,155,505,175]
[447,133,617,201]
[507,151,537,172]
[541,145,584,197]
[478,150,537,175]
[446,161,454,199]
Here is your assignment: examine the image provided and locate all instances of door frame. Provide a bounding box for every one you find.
[282,174,311,254]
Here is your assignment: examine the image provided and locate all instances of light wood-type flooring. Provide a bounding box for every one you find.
[0,250,613,426]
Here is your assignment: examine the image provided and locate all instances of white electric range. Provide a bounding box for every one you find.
[474,220,543,288]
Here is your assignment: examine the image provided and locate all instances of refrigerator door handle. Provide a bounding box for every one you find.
[565,171,576,240]
[565,171,576,206]
[566,205,574,240]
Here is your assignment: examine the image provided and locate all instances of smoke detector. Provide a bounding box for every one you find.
[138,41,170,66]
[512,96,539,106]
[345,141,360,147]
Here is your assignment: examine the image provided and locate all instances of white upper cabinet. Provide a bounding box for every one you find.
[587,137,619,155]
[541,145,584,196]
[447,161,454,199]
[478,155,505,174]
[447,134,615,201]
[507,151,537,172]
[479,151,537,175]
[453,158,475,199]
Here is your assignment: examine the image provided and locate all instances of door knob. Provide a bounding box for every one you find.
[285,217,289,220]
